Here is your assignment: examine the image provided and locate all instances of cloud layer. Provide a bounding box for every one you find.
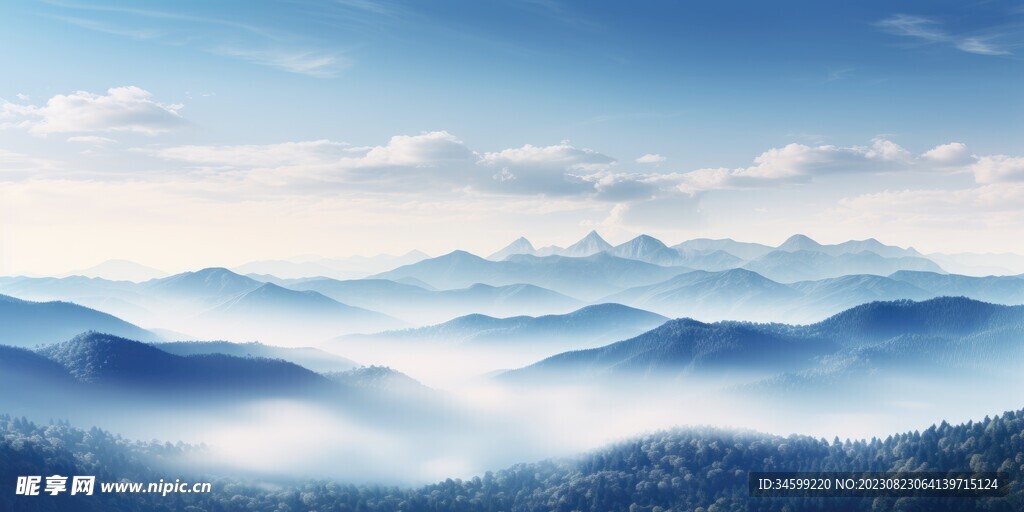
[877,14,1011,56]
[145,130,1024,205]
[2,86,184,135]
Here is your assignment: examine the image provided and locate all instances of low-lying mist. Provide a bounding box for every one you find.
[6,337,1020,487]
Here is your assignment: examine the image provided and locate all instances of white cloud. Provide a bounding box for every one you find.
[153,131,480,194]
[481,142,615,172]
[636,153,665,164]
[2,86,184,135]
[971,155,1024,184]
[733,139,909,180]
[156,140,353,167]
[154,135,634,198]
[146,133,1024,208]
[579,172,660,201]
[877,15,946,42]
[877,14,1011,56]
[15,93,30,101]
[865,137,913,162]
[476,142,618,196]
[956,38,1011,56]
[67,135,118,145]
[155,132,475,172]
[671,168,734,194]
[355,131,474,168]
[664,139,923,193]
[211,48,349,77]
[922,142,971,166]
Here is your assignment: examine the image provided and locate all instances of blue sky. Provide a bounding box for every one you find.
[1,0,1022,273]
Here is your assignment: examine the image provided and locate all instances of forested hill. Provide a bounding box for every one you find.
[3,408,1023,511]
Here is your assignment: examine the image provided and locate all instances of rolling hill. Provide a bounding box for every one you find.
[505,297,1024,382]
[2,405,1021,512]
[153,340,359,373]
[888,270,1024,304]
[0,293,160,347]
[602,268,799,321]
[324,365,430,395]
[787,274,934,320]
[195,282,402,340]
[345,303,668,350]
[36,332,329,392]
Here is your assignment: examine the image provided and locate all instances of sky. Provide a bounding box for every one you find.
[0,0,1022,274]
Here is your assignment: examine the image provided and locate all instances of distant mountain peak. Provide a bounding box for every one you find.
[624,234,669,249]
[174,267,252,282]
[401,249,430,259]
[65,259,168,282]
[488,237,537,260]
[606,234,683,266]
[446,249,479,258]
[778,234,822,252]
[63,330,137,348]
[249,282,291,294]
[147,267,260,300]
[563,231,613,257]
[195,266,233,275]
[215,281,342,310]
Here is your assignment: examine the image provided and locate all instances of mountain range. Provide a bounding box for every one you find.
[4,255,1023,336]
[62,259,168,282]
[598,269,1024,323]
[742,248,942,283]
[2,233,1022,347]
[374,250,690,300]
[289,278,583,324]
[503,297,1024,383]
[483,233,949,283]
[489,231,614,260]
[0,275,149,319]
[340,303,668,352]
